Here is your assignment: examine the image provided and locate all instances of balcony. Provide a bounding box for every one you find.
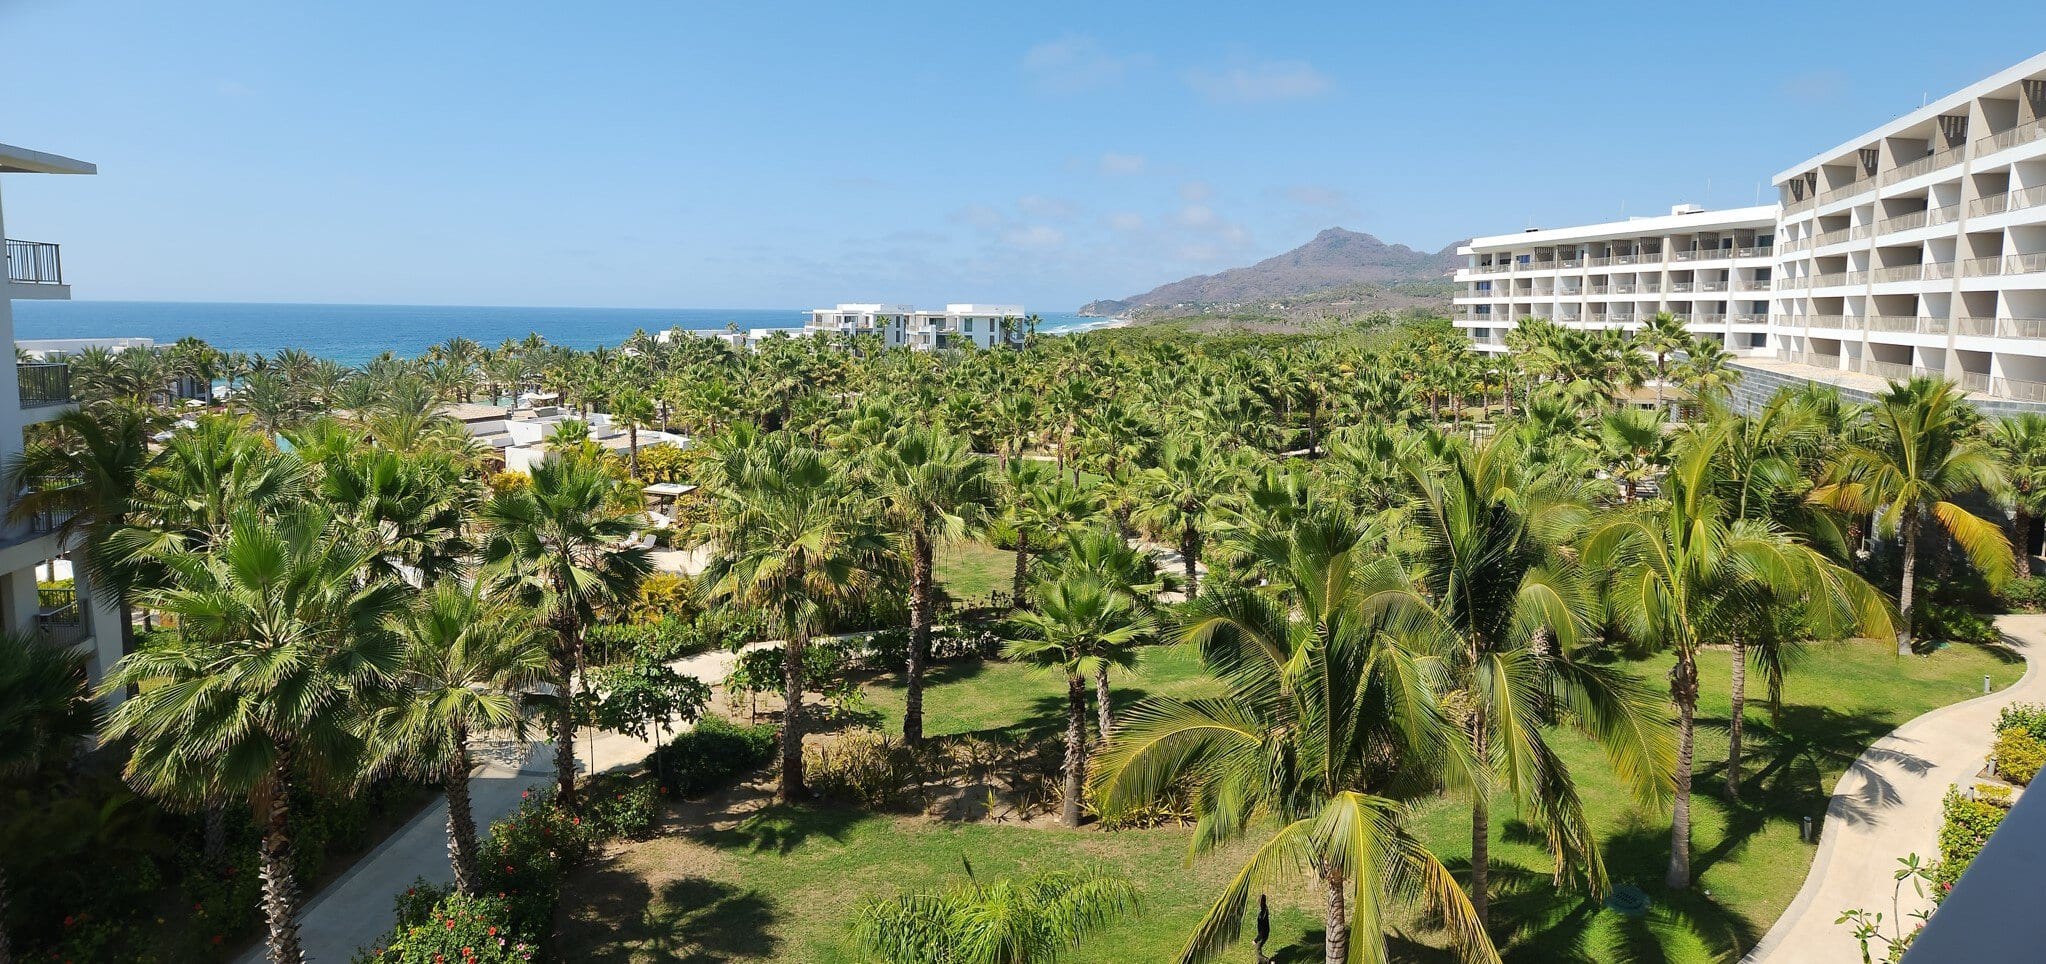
[1817,174,1877,206]
[1877,210,1931,233]
[18,363,72,408]
[1881,142,1967,186]
[1973,119,2046,157]
[2008,252,2046,275]
[4,239,68,298]
[36,587,85,648]
[1873,264,1925,283]
[1736,244,1774,258]
[1963,256,2006,278]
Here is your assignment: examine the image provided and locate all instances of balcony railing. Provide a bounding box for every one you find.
[1872,264,1925,283]
[18,363,71,408]
[1692,313,1727,325]
[1736,244,1774,258]
[1809,271,1850,287]
[1922,260,1960,281]
[1878,210,1930,233]
[1964,256,2006,278]
[1867,314,1920,332]
[37,587,84,647]
[1745,278,1774,290]
[1862,358,1924,381]
[1882,142,1967,186]
[1975,120,2046,156]
[1817,174,1877,206]
[1972,194,2013,218]
[2008,252,2046,275]
[1785,196,1816,216]
[4,239,63,285]
[1959,371,1992,393]
[1556,258,1584,269]
[1698,281,1729,292]
[1779,349,1842,368]
[1992,375,2046,404]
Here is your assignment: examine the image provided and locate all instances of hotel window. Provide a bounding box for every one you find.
[965,319,975,333]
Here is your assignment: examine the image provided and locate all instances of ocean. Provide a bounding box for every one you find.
[11,301,1118,367]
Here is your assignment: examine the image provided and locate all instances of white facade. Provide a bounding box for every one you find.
[1,141,123,698]
[1461,50,2046,409]
[1453,206,1777,355]
[1771,51,2046,403]
[806,302,1026,350]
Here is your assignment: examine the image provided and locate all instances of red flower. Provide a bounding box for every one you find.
[488,927,498,936]
[211,936,223,946]
[62,916,75,928]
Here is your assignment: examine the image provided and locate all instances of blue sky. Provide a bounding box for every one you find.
[4,1,2045,310]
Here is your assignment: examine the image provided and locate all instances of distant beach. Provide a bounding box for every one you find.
[12,301,1114,367]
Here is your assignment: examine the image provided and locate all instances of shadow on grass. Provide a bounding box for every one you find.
[690,801,873,857]
[563,866,781,964]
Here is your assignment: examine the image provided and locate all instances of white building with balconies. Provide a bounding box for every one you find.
[1453,205,1778,356]
[806,303,1025,351]
[2,141,123,700]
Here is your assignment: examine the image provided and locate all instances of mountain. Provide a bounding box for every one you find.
[1080,228,1465,324]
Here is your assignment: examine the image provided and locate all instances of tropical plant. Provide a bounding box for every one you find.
[1005,575,1150,827]
[852,866,1139,964]
[102,509,407,963]
[0,632,99,964]
[1989,413,2046,580]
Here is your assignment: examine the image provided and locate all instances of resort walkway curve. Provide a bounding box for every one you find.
[238,645,750,964]
[1743,614,2046,964]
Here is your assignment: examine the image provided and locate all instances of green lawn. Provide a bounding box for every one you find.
[554,639,2023,963]
[932,540,1015,604]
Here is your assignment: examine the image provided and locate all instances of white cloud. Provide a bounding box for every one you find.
[1175,204,1218,228]
[1018,195,1077,219]
[953,204,1005,229]
[1106,212,1146,232]
[1098,152,1148,176]
[1179,180,1213,202]
[1184,59,1331,104]
[1022,35,1146,94]
[1003,225,1066,249]
[1281,184,1360,218]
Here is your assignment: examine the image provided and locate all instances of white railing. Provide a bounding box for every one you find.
[1964,256,2006,278]
[1804,314,1849,329]
[1862,358,1919,381]
[1996,318,2046,340]
[1954,316,1999,337]
[1867,314,1920,332]
[1882,142,1967,186]
[1810,271,1850,287]
[1959,371,1991,393]
[1971,194,2013,217]
[1698,281,1729,292]
[1872,264,1924,283]
[1922,260,1959,281]
[1992,375,2046,403]
[1878,210,1931,233]
[1785,195,1817,215]
[1975,120,2046,156]
[1737,245,1774,258]
[1746,278,1774,290]
[2007,252,2046,275]
[1670,282,1694,293]
[1692,313,1727,325]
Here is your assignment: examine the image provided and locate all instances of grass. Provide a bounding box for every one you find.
[932,540,1015,604]
[554,639,2023,963]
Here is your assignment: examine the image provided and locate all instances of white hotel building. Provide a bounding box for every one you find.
[1,141,124,699]
[806,303,1026,350]
[1457,50,2046,412]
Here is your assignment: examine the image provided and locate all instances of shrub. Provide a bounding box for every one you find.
[582,774,660,839]
[477,795,599,934]
[1917,602,1999,647]
[1998,575,2046,611]
[1995,702,2046,742]
[1991,727,2046,785]
[351,892,537,963]
[806,730,932,810]
[1933,787,2012,899]
[648,716,778,797]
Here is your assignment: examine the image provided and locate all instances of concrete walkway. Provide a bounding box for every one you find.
[1744,615,2045,963]
[243,646,747,963]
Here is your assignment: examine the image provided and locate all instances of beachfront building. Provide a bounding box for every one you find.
[441,400,688,475]
[21,337,211,402]
[807,303,1026,350]
[1452,205,1777,357]
[1,141,124,699]
[1461,49,2046,413]
[1760,51,2046,411]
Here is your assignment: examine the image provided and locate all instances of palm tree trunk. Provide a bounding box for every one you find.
[1062,673,1086,828]
[781,625,810,802]
[445,732,481,894]
[256,765,306,964]
[904,534,934,748]
[1180,528,1200,599]
[2016,508,2034,580]
[1011,529,1030,607]
[1727,639,1747,803]
[1095,661,1114,742]
[1321,864,1349,964]
[628,425,640,478]
[1667,652,1699,889]
[1470,709,1491,929]
[549,628,581,813]
[1899,510,1920,656]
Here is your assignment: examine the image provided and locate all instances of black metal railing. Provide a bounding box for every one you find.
[4,239,62,285]
[37,588,84,646]
[18,363,71,408]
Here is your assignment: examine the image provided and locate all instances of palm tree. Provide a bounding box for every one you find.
[1005,576,1149,828]
[700,429,888,801]
[1673,335,1741,404]
[1093,513,1498,964]
[1584,425,1892,888]
[1634,312,1690,418]
[1989,413,2046,580]
[1000,460,1102,605]
[853,868,1139,964]
[1041,528,1170,738]
[0,632,99,964]
[4,404,157,656]
[1366,438,1672,928]
[103,509,406,963]
[1599,407,1672,502]
[1817,377,2012,654]
[481,457,652,812]
[1131,437,1240,597]
[611,387,657,478]
[871,428,993,747]
[366,582,548,893]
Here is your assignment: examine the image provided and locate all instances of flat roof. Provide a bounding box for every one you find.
[1462,205,1778,252]
[0,143,96,175]
[1773,49,2046,183]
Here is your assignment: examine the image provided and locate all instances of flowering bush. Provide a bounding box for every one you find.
[477,795,599,933]
[351,892,536,963]
[582,774,660,839]
[1991,727,2046,785]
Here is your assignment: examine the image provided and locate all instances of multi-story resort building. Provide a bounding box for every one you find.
[1457,49,2046,413]
[806,303,1026,350]
[2,141,123,700]
[1453,205,1778,358]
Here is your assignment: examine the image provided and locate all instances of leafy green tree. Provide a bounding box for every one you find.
[871,429,993,747]
[103,509,407,963]
[482,457,652,812]
[611,387,658,478]
[0,632,99,964]
[1000,460,1102,606]
[1584,425,1892,888]
[1817,377,2012,654]
[366,582,548,894]
[583,654,712,791]
[853,867,1139,964]
[1634,312,1691,418]
[700,429,888,800]
[1131,437,1241,597]
[1989,412,2046,580]
[1094,513,1499,964]
[1006,576,1150,827]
